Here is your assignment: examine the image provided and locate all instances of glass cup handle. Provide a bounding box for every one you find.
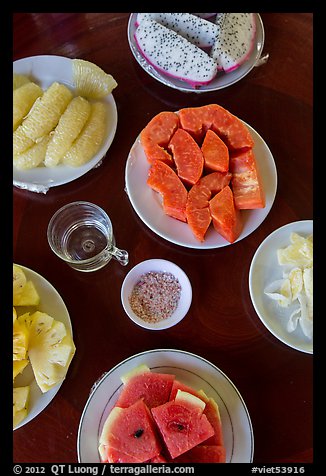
[107,246,129,266]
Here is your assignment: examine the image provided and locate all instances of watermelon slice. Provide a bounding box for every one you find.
[173,445,226,463]
[209,185,243,243]
[229,149,265,209]
[99,445,143,463]
[151,390,214,459]
[140,111,179,165]
[201,129,229,173]
[116,369,175,409]
[147,160,188,222]
[168,128,204,186]
[170,381,224,446]
[99,399,161,462]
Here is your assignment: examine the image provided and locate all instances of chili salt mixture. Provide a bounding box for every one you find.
[129,271,181,323]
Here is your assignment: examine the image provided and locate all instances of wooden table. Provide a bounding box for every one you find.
[13,13,313,464]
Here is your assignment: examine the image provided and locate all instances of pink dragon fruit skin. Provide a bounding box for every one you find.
[134,19,218,88]
[136,13,218,48]
[211,13,257,73]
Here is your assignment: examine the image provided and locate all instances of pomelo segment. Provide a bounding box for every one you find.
[151,390,214,459]
[140,111,179,165]
[116,370,175,409]
[99,399,161,463]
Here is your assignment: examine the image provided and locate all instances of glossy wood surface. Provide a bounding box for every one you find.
[13,13,313,463]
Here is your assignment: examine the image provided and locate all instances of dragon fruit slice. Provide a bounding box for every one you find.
[136,13,218,48]
[134,19,218,87]
[211,13,256,73]
[192,13,217,20]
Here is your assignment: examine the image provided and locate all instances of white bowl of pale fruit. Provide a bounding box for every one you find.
[13,264,76,429]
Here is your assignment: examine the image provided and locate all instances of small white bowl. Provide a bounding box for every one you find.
[121,259,192,330]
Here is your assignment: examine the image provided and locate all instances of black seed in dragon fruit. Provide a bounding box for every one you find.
[136,13,218,48]
[211,13,257,73]
[134,19,218,88]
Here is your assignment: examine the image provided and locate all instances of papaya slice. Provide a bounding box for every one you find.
[209,185,243,243]
[168,128,204,186]
[140,111,179,165]
[179,104,254,151]
[229,149,265,209]
[147,160,188,222]
[201,129,229,173]
[186,172,232,241]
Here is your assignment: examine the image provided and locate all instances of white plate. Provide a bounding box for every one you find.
[249,220,313,354]
[13,55,118,192]
[77,349,254,463]
[125,121,277,249]
[121,259,192,330]
[13,265,73,430]
[127,13,265,93]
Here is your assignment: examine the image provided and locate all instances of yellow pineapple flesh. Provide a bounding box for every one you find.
[13,386,30,427]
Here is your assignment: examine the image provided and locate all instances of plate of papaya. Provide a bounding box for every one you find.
[77,349,254,463]
[128,13,265,93]
[125,104,277,249]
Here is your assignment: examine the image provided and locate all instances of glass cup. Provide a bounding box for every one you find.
[47,201,129,272]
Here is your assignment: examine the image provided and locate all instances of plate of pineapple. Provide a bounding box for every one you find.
[13,264,76,429]
[13,55,118,193]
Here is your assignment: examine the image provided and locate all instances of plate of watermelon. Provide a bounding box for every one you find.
[77,349,254,463]
[128,13,265,93]
[125,105,277,249]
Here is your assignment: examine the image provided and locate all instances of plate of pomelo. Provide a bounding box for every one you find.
[125,105,277,249]
[77,349,254,463]
[13,55,118,193]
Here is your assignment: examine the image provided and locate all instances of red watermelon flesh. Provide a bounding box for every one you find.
[169,381,224,446]
[147,160,188,222]
[99,399,161,462]
[140,111,179,166]
[173,445,226,463]
[151,391,214,459]
[99,445,143,463]
[116,371,175,409]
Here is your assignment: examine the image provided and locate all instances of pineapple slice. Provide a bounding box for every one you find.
[72,58,117,99]
[13,134,50,170]
[13,359,29,380]
[13,81,43,131]
[13,386,30,427]
[20,81,73,141]
[13,264,27,297]
[13,317,29,361]
[13,307,17,323]
[63,102,107,167]
[44,96,91,167]
[13,73,31,90]
[28,312,75,393]
[13,280,40,307]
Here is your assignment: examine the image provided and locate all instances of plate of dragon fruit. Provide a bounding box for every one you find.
[125,104,277,249]
[128,13,265,93]
[77,349,254,463]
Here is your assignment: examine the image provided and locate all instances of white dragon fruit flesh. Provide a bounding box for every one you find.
[134,19,218,87]
[211,13,256,73]
[136,13,218,48]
